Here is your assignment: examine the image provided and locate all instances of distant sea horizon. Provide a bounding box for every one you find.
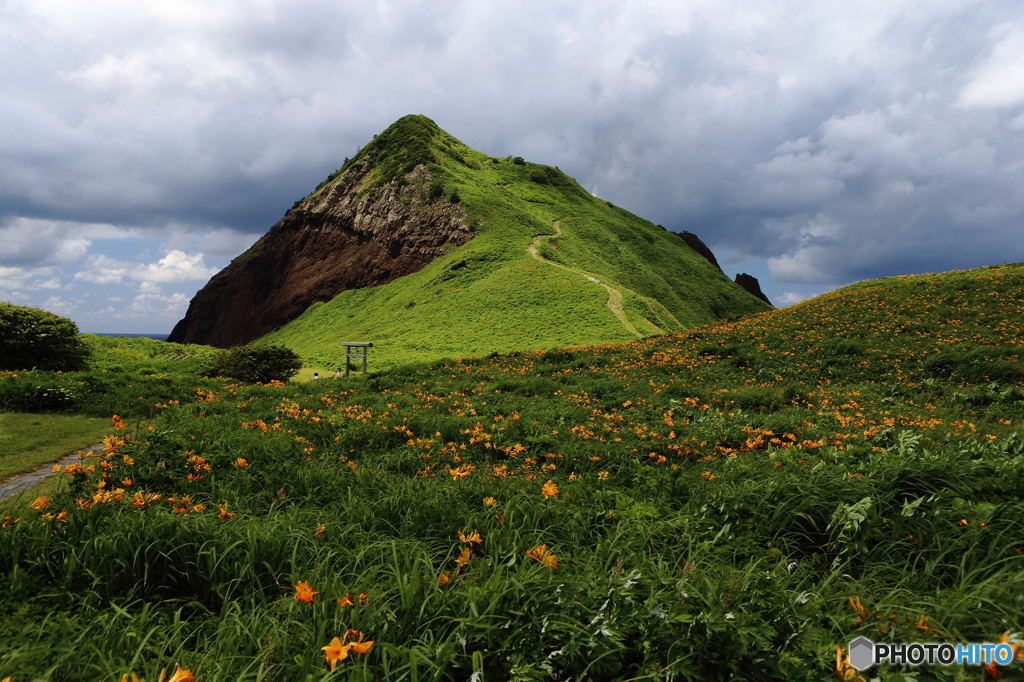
[86,332,170,341]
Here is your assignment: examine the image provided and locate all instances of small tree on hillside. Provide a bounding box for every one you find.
[209,344,302,384]
[0,303,89,371]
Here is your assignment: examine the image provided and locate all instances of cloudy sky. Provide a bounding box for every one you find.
[3,0,1024,332]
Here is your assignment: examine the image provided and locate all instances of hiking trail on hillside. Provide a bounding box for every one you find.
[527,221,649,338]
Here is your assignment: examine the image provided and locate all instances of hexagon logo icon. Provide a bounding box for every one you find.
[848,636,875,671]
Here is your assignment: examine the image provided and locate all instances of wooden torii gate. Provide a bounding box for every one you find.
[342,342,373,377]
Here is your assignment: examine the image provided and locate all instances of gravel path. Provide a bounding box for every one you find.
[0,443,104,502]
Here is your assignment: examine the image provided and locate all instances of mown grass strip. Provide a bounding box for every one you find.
[0,412,108,482]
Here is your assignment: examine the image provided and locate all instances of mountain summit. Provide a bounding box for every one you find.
[169,115,771,367]
[168,116,474,347]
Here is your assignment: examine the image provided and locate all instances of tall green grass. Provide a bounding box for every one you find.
[1,263,1022,680]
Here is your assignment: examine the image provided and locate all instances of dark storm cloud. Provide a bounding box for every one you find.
[3,0,1024,292]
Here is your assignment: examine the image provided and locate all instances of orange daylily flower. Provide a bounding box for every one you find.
[455,548,473,566]
[160,664,196,682]
[345,629,375,655]
[322,630,375,671]
[438,571,451,586]
[30,496,51,511]
[999,631,1024,661]
[337,592,355,609]
[848,596,871,626]
[457,529,482,544]
[835,646,866,682]
[541,479,559,498]
[294,580,317,603]
[483,496,497,506]
[111,414,126,430]
[525,544,558,568]
[322,636,350,671]
[983,632,1024,678]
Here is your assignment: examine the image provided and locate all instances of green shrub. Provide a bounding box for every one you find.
[0,303,89,371]
[208,344,302,384]
[512,156,525,165]
[529,168,548,184]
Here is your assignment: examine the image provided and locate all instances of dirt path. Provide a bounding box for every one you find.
[528,221,645,338]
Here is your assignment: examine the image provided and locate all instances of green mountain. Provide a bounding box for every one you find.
[170,115,771,369]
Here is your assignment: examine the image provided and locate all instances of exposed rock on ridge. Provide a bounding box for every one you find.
[735,273,773,307]
[167,162,473,348]
[672,229,773,308]
[673,231,722,272]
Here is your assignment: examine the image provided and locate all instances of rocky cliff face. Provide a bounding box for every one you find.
[735,273,773,307]
[167,162,473,348]
[672,230,773,308]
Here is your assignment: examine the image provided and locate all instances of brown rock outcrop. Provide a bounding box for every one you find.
[673,230,723,272]
[167,162,474,348]
[734,273,773,307]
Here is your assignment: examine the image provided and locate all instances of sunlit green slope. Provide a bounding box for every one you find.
[259,116,769,369]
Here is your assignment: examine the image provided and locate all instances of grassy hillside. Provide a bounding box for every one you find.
[259,116,769,370]
[1,264,1022,681]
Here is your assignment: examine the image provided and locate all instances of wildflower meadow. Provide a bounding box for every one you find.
[1,263,1024,681]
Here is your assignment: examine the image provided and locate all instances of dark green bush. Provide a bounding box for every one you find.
[512,156,525,165]
[529,168,548,184]
[208,344,302,384]
[0,303,89,372]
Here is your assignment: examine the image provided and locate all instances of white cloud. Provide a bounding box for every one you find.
[75,250,218,285]
[0,217,143,268]
[74,255,130,284]
[0,266,66,290]
[776,291,819,306]
[135,250,219,282]
[128,291,189,315]
[957,26,1024,108]
[766,248,832,284]
[0,290,31,302]
[0,218,90,267]
[40,295,78,316]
